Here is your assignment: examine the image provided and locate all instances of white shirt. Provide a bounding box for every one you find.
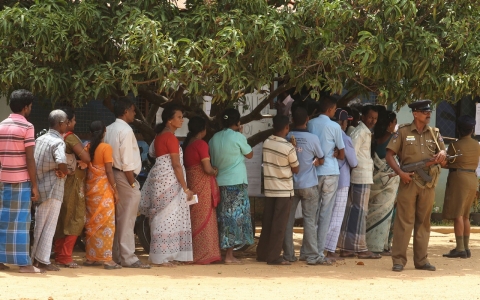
[349,121,374,184]
[104,118,142,175]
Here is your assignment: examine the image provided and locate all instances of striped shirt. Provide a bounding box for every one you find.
[0,114,35,183]
[262,135,299,197]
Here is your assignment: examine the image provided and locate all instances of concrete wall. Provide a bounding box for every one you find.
[394,104,447,209]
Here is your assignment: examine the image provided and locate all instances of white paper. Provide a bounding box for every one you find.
[186,194,198,206]
[294,202,303,219]
[475,103,480,135]
[245,143,263,197]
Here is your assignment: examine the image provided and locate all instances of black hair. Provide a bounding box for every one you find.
[114,98,135,118]
[372,110,396,158]
[154,103,184,133]
[273,114,290,133]
[9,89,34,113]
[182,116,207,151]
[318,96,338,113]
[292,107,309,127]
[361,104,378,116]
[89,120,106,161]
[221,108,241,129]
[60,106,75,121]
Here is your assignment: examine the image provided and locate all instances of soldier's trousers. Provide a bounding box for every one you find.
[391,181,435,267]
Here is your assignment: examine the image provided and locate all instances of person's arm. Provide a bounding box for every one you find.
[334,127,345,160]
[196,142,217,176]
[238,133,253,159]
[72,143,90,164]
[336,148,345,160]
[119,129,137,184]
[313,136,325,166]
[201,159,217,176]
[288,148,300,174]
[54,142,69,176]
[105,162,119,203]
[386,149,413,184]
[344,138,358,168]
[170,154,194,200]
[25,146,38,201]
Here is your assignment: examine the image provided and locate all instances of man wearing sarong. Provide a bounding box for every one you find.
[0,89,43,273]
[338,105,380,259]
[32,110,69,271]
[386,100,446,272]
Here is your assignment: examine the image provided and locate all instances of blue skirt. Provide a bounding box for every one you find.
[217,184,254,249]
[0,181,32,266]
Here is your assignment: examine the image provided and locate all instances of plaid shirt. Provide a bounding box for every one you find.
[34,129,66,202]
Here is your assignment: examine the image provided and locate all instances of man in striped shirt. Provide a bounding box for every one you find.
[257,114,299,265]
[0,89,43,273]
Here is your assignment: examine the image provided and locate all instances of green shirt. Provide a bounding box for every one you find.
[209,129,252,186]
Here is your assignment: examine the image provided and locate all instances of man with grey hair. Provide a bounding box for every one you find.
[31,110,69,271]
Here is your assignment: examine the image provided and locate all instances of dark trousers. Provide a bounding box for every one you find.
[256,197,293,263]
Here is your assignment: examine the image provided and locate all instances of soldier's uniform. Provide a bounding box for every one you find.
[386,101,445,269]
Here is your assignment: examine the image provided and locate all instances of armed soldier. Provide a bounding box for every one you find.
[385,100,446,272]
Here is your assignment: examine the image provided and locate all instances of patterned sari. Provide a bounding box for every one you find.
[186,164,221,264]
[365,153,400,252]
[85,163,115,261]
[139,147,193,264]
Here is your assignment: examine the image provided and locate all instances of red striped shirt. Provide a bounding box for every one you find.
[0,114,35,183]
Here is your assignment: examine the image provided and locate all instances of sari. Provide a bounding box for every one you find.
[365,153,400,252]
[139,146,193,264]
[84,144,115,262]
[185,140,221,264]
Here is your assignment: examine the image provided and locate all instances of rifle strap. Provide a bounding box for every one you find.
[428,127,441,153]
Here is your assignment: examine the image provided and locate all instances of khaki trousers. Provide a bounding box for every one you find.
[112,170,141,266]
[391,181,435,267]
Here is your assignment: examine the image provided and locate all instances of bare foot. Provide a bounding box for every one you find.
[19,265,45,273]
[224,258,243,264]
[152,262,176,268]
[0,263,10,270]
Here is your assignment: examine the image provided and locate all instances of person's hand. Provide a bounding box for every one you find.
[78,161,88,170]
[333,148,339,158]
[55,169,66,178]
[317,157,325,166]
[433,150,447,164]
[31,185,39,202]
[113,189,119,204]
[213,167,218,177]
[238,125,244,133]
[185,189,194,201]
[399,170,414,184]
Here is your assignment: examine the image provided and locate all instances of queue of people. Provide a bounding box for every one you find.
[0,89,477,274]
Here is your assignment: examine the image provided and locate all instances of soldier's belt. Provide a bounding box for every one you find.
[449,168,476,173]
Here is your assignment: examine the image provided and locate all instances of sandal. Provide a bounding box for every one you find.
[43,263,60,271]
[340,250,356,258]
[267,259,291,266]
[18,265,46,274]
[60,262,81,268]
[83,261,103,266]
[357,251,382,259]
[152,262,176,268]
[0,263,10,270]
[104,263,122,270]
[124,260,151,269]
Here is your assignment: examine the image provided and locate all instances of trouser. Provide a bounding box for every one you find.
[31,198,62,265]
[391,182,435,267]
[324,186,349,252]
[54,235,77,264]
[112,170,141,266]
[316,175,339,259]
[257,197,292,263]
[283,186,320,264]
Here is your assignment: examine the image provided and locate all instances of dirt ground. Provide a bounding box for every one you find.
[2,228,480,300]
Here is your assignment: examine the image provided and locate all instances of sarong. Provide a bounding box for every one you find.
[84,164,115,261]
[337,184,371,252]
[366,154,400,252]
[217,184,254,249]
[324,186,349,252]
[31,198,62,264]
[186,164,221,264]
[139,149,193,264]
[0,181,32,266]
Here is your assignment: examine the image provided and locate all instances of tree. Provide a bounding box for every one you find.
[1,0,480,144]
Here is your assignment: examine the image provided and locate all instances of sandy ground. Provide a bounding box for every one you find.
[2,228,480,300]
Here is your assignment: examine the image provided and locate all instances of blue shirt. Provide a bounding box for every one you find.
[287,129,323,189]
[337,131,358,188]
[307,115,345,176]
[209,129,252,186]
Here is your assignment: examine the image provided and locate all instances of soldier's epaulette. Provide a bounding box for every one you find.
[397,123,409,129]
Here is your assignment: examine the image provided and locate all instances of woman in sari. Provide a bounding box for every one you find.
[84,121,121,269]
[366,110,400,255]
[183,116,221,265]
[209,108,254,264]
[140,104,194,267]
[54,107,90,269]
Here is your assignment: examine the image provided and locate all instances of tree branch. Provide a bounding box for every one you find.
[146,103,159,125]
[138,89,170,107]
[239,82,293,124]
[247,128,274,147]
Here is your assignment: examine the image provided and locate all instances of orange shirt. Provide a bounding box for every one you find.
[92,143,113,166]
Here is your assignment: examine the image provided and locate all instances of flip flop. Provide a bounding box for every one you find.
[340,250,356,258]
[104,263,122,270]
[43,263,60,271]
[357,251,382,259]
[267,260,291,266]
[83,261,103,266]
[124,260,151,269]
[152,262,176,268]
[18,265,46,274]
[0,263,10,270]
[60,262,81,268]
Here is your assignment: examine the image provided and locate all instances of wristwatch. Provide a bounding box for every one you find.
[131,182,136,188]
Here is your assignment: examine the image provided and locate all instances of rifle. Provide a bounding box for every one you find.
[400,154,462,182]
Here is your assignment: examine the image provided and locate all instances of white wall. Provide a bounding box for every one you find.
[394,103,447,209]
[0,96,10,120]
